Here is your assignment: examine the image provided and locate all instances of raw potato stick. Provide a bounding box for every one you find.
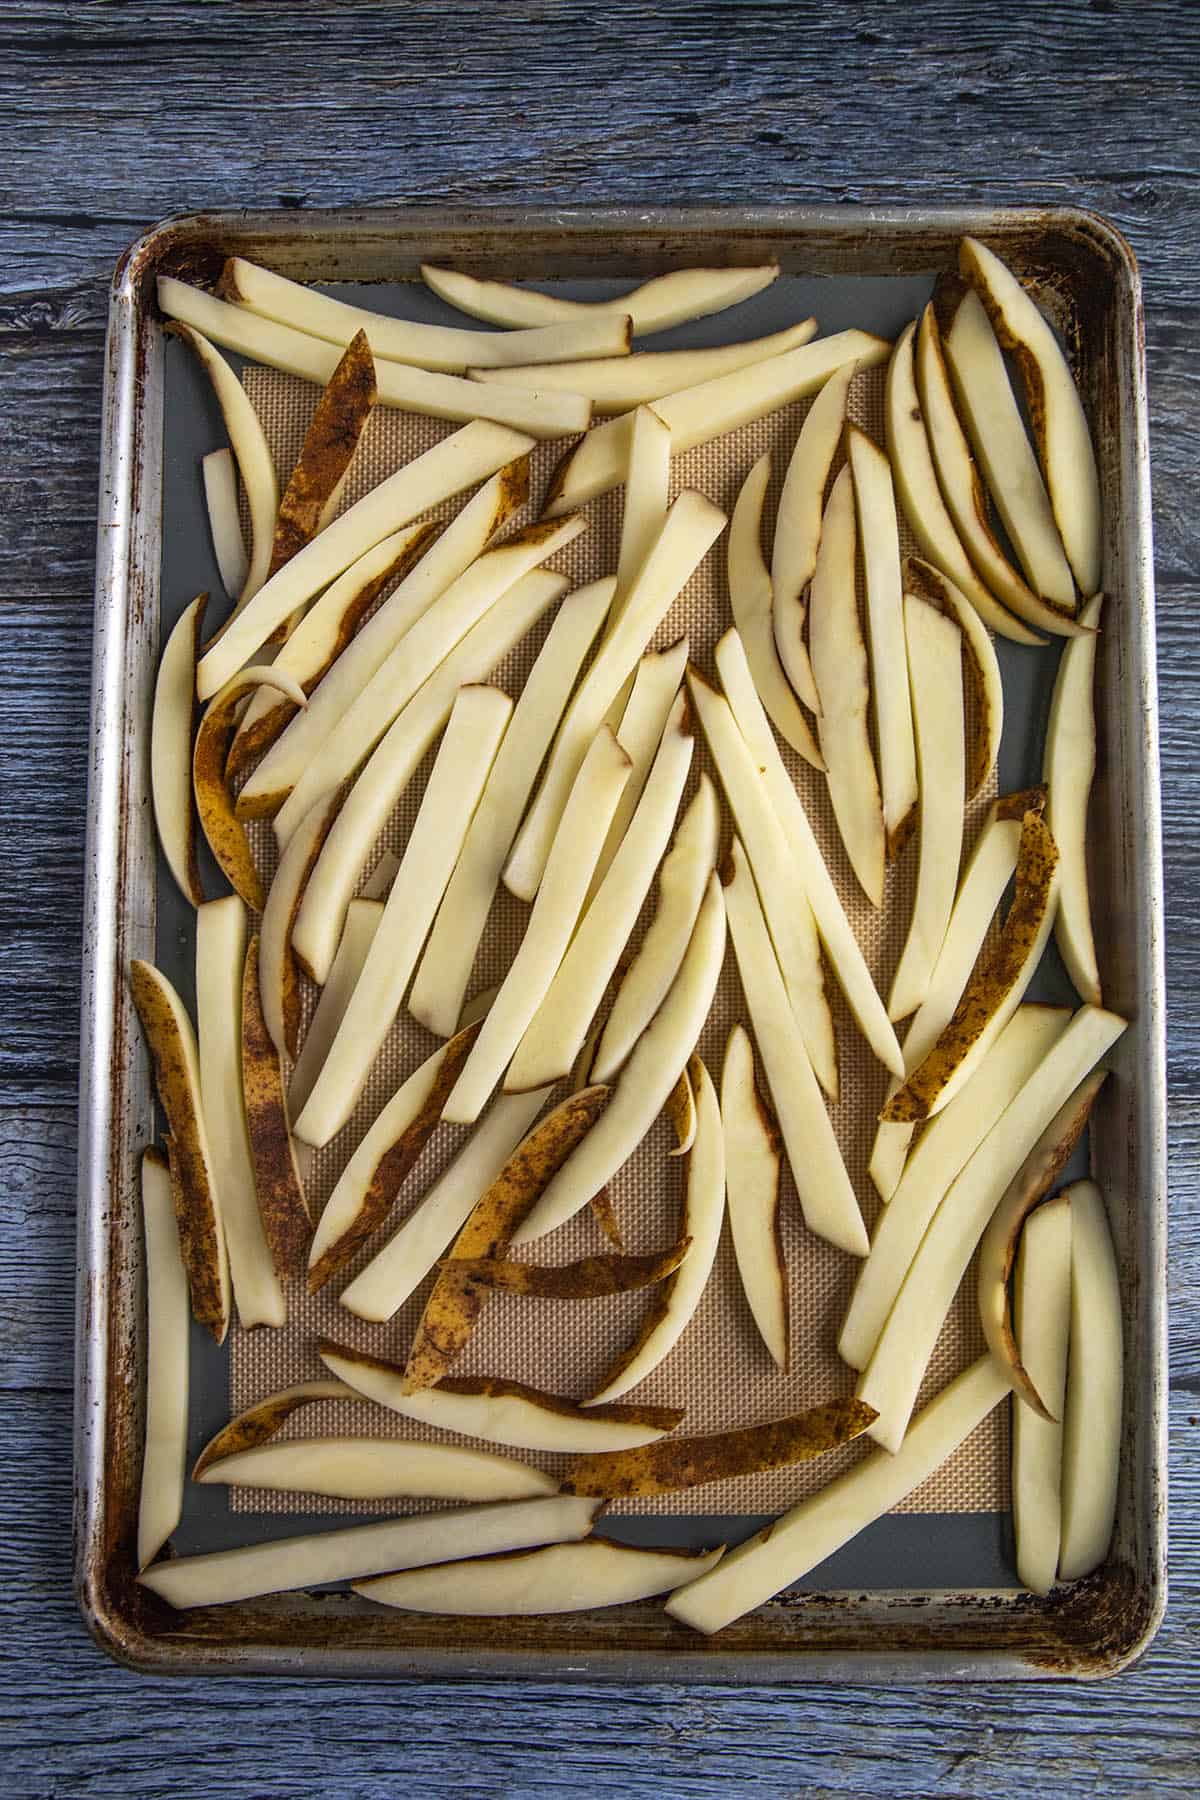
[264,327,378,586]
[136,1148,189,1571]
[422,260,781,335]
[355,1540,725,1616]
[613,404,671,622]
[1044,593,1104,1006]
[192,665,308,912]
[586,638,690,903]
[1058,1181,1124,1580]
[721,1024,787,1368]
[192,1378,364,1478]
[904,554,1004,799]
[196,1436,559,1503]
[240,936,311,1278]
[258,792,336,1061]
[1011,1194,1073,1596]
[202,449,249,601]
[150,593,207,907]
[287,898,382,1120]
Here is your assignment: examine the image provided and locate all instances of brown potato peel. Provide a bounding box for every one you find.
[191,1377,363,1479]
[193,665,307,909]
[241,934,312,1277]
[436,1238,692,1299]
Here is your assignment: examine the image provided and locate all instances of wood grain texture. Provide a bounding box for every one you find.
[0,0,1197,1789]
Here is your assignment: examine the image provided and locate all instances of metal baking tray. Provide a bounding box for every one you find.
[77,205,1166,1679]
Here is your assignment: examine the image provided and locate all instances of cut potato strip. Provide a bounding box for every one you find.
[771,359,855,711]
[241,935,311,1277]
[320,1345,684,1452]
[293,569,569,985]
[360,850,400,900]
[882,808,1061,1124]
[356,1539,723,1615]
[887,593,965,1021]
[714,629,904,1079]
[128,961,230,1342]
[586,1056,724,1404]
[306,1018,483,1293]
[339,1087,550,1321]
[294,686,512,1146]
[904,555,1003,799]
[221,254,631,371]
[564,1396,875,1496]
[1012,1194,1073,1595]
[723,839,867,1258]
[422,260,781,335]
[505,491,725,900]
[1059,1180,1123,1580]
[848,426,918,856]
[858,1005,1126,1451]
[259,515,585,838]
[666,1357,1009,1635]
[193,416,533,697]
[544,331,890,516]
[514,873,726,1246]
[728,452,823,771]
[721,1024,787,1369]
[505,692,694,1091]
[944,287,1076,611]
[614,404,672,622]
[197,1436,559,1502]
[151,593,207,907]
[167,321,279,604]
[193,665,309,910]
[202,449,249,601]
[288,898,382,1119]
[195,898,284,1328]
[689,668,836,1097]
[442,1241,691,1298]
[138,1495,600,1610]
[591,776,719,1085]
[411,580,614,1037]
[192,1378,361,1479]
[884,321,1041,646]
[444,728,632,1124]
[1045,593,1104,1006]
[259,793,336,1060]
[960,236,1102,599]
[137,1148,189,1571]
[470,319,818,411]
[587,638,690,901]
[842,1006,1070,1373]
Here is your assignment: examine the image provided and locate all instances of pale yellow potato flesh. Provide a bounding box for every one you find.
[356,1539,725,1615]
[137,1149,190,1571]
[1012,1194,1073,1595]
[904,555,1004,800]
[586,637,689,903]
[771,359,855,714]
[1058,1179,1124,1581]
[258,793,334,1061]
[150,593,206,907]
[191,1378,362,1479]
[196,1436,560,1503]
[202,447,249,601]
[421,260,781,334]
[721,1025,787,1368]
[1044,593,1104,1006]
[613,404,672,622]
[287,899,382,1118]
[193,664,310,912]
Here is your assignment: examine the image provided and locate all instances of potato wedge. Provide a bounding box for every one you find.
[439,1241,691,1298]
[1045,593,1104,1006]
[587,637,690,901]
[129,960,230,1341]
[1011,1193,1073,1595]
[197,1436,559,1503]
[192,1377,363,1479]
[422,260,780,335]
[202,449,248,601]
[137,1147,189,1571]
[721,1024,787,1368]
[192,664,308,911]
[241,935,311,1277]
[258,792,336,1060]
[903,555,1003,799]
[611,403,672,623]
[771,359,855,711]
[150,593,207,907]
[355,1539,723,1615]
[265,327,377,593]
[1059,1180,1123,1580]
[287,898,381,1118]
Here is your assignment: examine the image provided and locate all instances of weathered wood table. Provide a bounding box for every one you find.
[2,3,1196,1791]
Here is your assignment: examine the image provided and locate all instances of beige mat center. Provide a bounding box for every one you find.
[230,357,1008,1521]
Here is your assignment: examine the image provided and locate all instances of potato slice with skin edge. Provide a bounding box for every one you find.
[241,935,311,1278]
[422,260,781,335]
[440,1240,692,1298]
[220,255,631,372]
[319,1344,685,1452]
[355,1539,723,1616]
[192,1378,362,1479]
[728,452,824,771]
[916,305,1087,640]
[504,692,694,1093]
[563,1397,875,1497]
[137,1148,189,1571]
[884,321,1043,647]
[887,594,965,1022]
[505,492,725,901]
[848,426,918,857]
[151,593,207,906]
[858,1006,1127,1452]
[721,1023,787,1368]
[443,728,632,1126]
[882,808,1061,1124]
[842,1004,1071,1374]
[196,1436,560,1503]
[404,1087,611,1392]
[294,686,513,1147]
[771,359,856,711]
[158,278,592,443]
[810,465,886,909]
[722,839,868,1258]
[586,638,691,903]
[1059,1180,1124,1581]
[202,449,248,601]
[137,1495,601,1611]
[258,792,337,1059]
[713,629,904,1079]
[410,581,615,1039]
[1012,1194,1073,1596]
[688,669,836,1098]
[585,1056,725,1405]
[667,1357,1009,1636]
[470,319,818,411]
[591,776,719,1086]
[1045,593,1104,1007]
[543,331,891,517]
[977,1070,1104,1415]
[959,237,1102,599]
[943,287,1077,612]
[293,569,570,985]
[514,874,726,1247]
[288,898,382,1120]
[129,961,231,1342]
[664,1064,696,1158]
[903,555,1003,800]
[193,665,309,912]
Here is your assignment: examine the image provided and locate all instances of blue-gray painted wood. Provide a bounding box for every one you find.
[1,1,1197,1792]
